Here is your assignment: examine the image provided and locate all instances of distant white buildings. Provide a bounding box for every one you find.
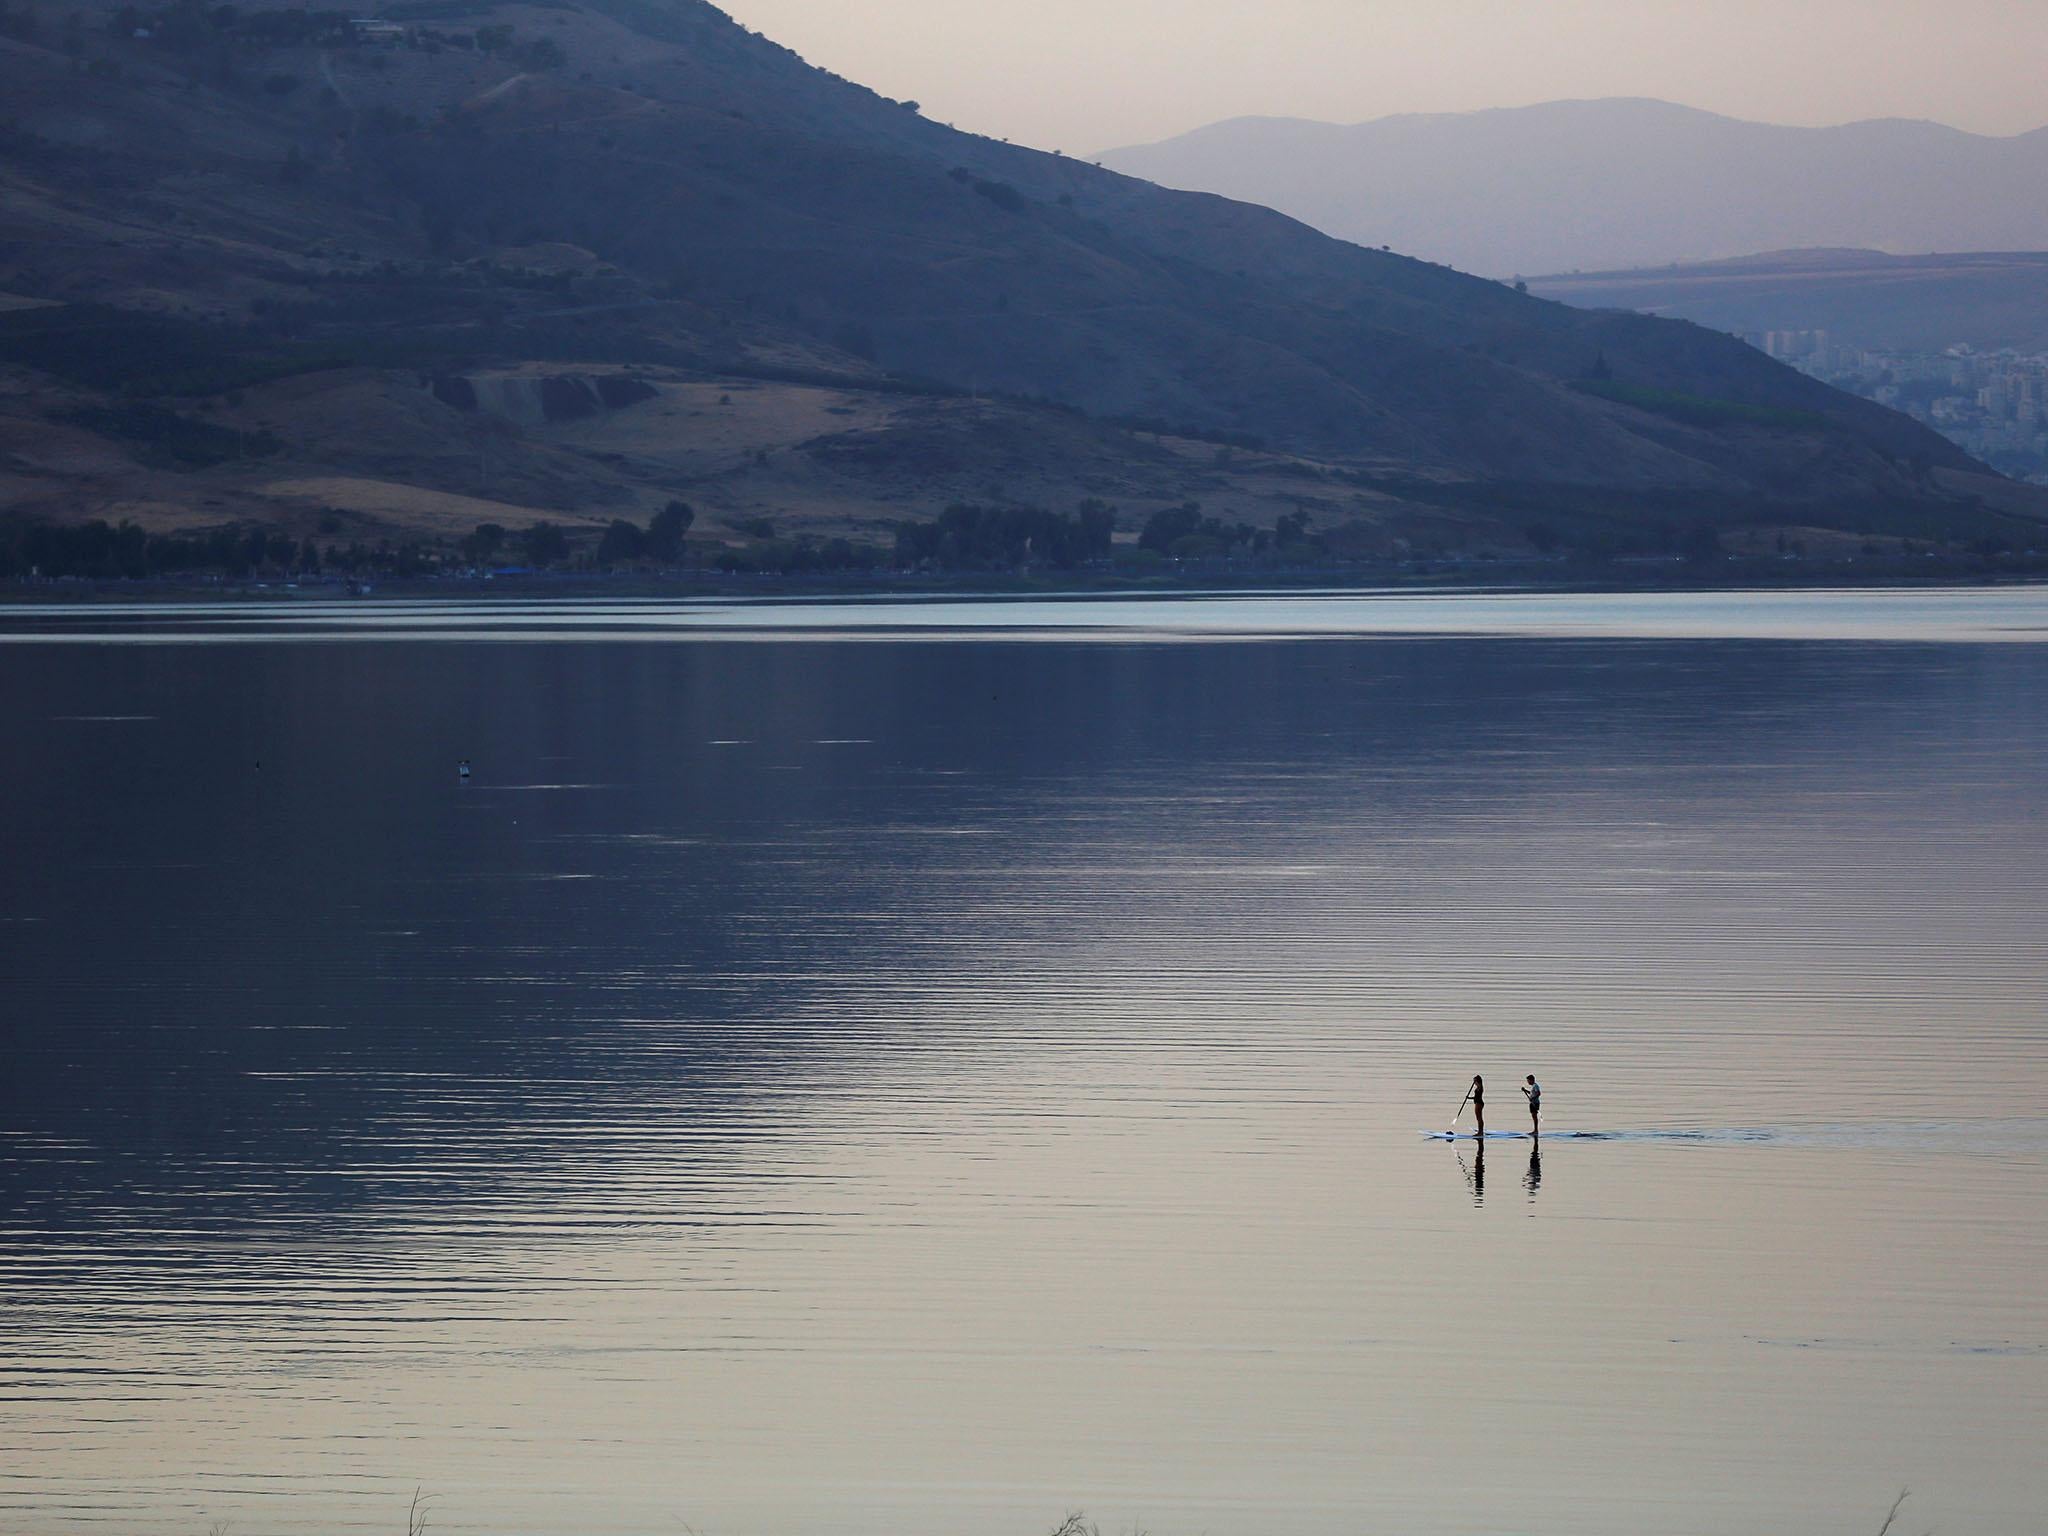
[1750,331,2048,483]
[1761,329,1829,364]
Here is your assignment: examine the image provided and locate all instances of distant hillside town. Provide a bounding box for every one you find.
[1754,331,2048,484]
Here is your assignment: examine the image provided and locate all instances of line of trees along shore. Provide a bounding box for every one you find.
[25,495,2016,585]
[2,499,1240,581]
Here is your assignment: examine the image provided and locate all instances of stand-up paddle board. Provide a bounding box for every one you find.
[1422,1130,1532,1140]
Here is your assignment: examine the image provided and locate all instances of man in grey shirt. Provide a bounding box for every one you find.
[1523,1075,1541,1137]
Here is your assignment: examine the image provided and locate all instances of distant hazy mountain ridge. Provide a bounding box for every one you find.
[1099,99,2048,278]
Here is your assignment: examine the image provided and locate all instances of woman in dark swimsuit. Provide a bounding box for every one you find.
[1470,1074,1484,1138]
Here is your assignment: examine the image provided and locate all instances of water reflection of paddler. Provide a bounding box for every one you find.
[1523,1140,1542,1199]
[1460,1138,1486,1205]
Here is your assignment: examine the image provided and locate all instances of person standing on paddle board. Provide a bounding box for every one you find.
[1469,1075,1484,1137]
[1523,1074,1540,1136]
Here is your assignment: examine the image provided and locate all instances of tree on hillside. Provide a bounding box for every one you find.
[521,521,569,567]
[462,522,506,563]
[647,500,695,562]
[1138,502,1204,554]
[596,519,646,565]
[1274,509,1314,547]
[1076,499,1115,553]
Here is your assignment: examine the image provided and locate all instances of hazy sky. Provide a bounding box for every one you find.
[717,0,2048,152]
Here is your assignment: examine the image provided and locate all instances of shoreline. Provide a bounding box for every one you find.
[6,558,2047,606]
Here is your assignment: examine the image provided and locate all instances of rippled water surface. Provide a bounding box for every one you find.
[2,590,2045,1535]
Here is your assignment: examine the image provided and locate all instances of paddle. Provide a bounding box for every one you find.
[1447,1084,1474,1136]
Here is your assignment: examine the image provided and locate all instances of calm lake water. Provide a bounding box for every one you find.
[2,588,2045,1535]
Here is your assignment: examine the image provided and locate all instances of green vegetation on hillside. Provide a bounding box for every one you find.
[1571,379,1832,432]
[57,403,281,468]
[0,304,440,397]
